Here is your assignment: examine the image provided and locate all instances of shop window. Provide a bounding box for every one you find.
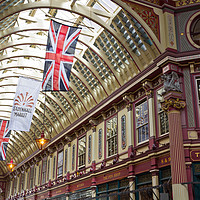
[88,135,92,163]
[159,167,172,200]
[78,136,86,168]
[121,115,126,149]
[41,159,47,184]
[136,173,152,200]
[30,167,34,188]
[197,79,200,117]
[57,151,64,177]
[98,129,102,159]
[106,116,117,157]
[135,100,149,143]
[190,15,200,46]
[157,88,169,135]
[72,144,75,170]
[193,163,200,200]
[64,149,67,173]
[96,178,129,200]
[68,189,92,200]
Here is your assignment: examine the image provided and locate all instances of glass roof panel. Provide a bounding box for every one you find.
[0,0,159,173]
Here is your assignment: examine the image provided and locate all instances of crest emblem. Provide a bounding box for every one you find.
[14,92,34,108]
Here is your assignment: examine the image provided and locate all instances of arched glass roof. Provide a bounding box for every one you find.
[0,0,161,174]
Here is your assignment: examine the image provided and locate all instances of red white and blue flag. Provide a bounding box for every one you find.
[0,120,11,160]
[42,20,81,91]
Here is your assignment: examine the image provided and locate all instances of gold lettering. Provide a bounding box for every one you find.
[114,172,120,177]
[195,153,200,158]
[77,183,84,188]
[56,190,62,194]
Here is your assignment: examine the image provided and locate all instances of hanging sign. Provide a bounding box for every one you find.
[9,77,41,131]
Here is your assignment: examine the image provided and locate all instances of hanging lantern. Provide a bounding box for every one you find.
[35,131,49,150]
[7,158,17,172]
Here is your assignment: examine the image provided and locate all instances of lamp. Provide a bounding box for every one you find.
[35,92,49,150]
[35,131,49,150]
[7,158,17,172]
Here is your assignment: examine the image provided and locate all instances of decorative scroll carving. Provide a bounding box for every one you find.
[162,98,186,111]
[162,71,181,93]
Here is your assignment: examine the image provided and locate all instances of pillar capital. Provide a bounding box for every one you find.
[146,89,153,98]
[142,80,153,98]
[150,169,159,176]
[162,98,186,112]
[126,103,132,112]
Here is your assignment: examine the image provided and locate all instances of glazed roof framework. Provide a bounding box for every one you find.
[0,0,162,174]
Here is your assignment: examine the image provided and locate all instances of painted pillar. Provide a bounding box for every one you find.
[67,143,71,172]
[92,126,96,163]
[162,94,189,200]
[150,169,159,200]
[143,81,156,150]
[129,176,135,200]
[9,180,13,197]
[147,90,156,149]
[127,103,134,157]
[185,162,193,200]
[128,164,135,200]
[89,119,98,170]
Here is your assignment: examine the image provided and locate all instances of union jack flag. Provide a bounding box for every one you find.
[42,20,81,91]
[0,120,11,160]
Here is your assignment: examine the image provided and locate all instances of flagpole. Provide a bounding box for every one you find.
[45,14,95,29]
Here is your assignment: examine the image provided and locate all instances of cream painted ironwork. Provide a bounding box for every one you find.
[0,0,161,173]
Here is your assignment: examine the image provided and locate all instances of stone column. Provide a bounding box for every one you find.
[150,169,159,200]
[162,94,189,200]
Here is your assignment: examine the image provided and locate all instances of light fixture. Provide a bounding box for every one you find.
[35,93,49,150]
[35,131,49,150]
[7,158,17,172]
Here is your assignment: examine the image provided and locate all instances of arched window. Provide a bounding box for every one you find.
[98,129,102,159]
[190,15,200,46]
[88,135,92,164]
